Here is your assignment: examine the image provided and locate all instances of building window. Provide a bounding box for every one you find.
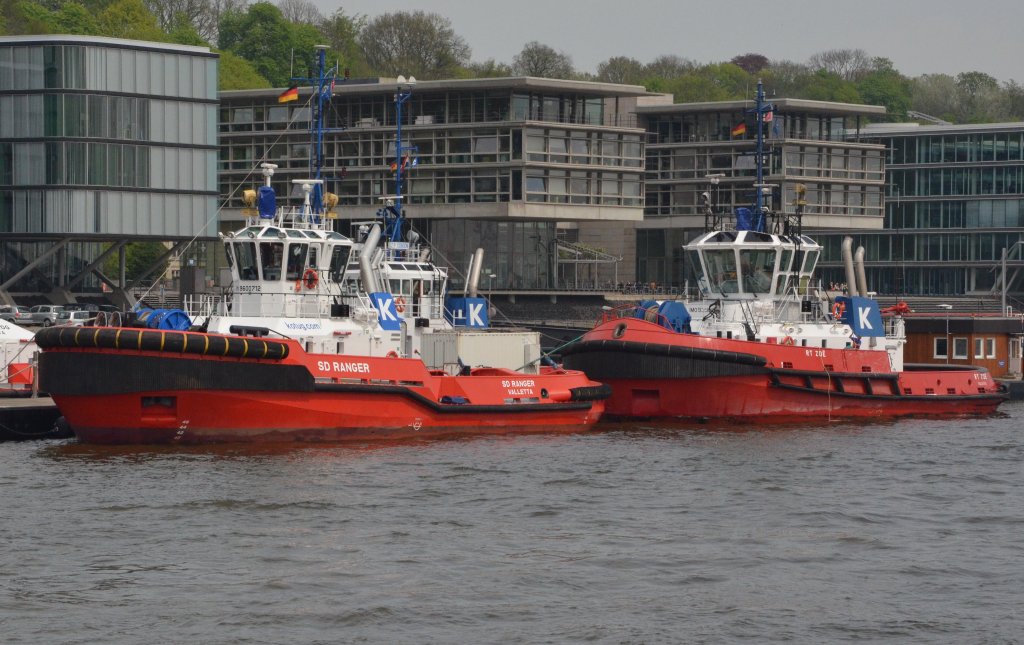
[933,337,948,359]
[953,337,969,360]
[986,337,997,359]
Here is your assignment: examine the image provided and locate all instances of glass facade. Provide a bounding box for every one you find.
[217,82,647,290]
[636,102,886,287]
[219,88,644,211]
[0,36,218,295]
[815,126,1024,297]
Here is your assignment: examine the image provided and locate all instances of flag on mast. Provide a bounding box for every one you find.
[731,122,747,137]
[278,86,299,103]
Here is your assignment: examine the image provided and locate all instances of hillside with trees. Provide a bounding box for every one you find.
[3,0,1023,122]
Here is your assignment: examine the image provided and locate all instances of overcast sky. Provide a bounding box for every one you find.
[310,0,1023,83]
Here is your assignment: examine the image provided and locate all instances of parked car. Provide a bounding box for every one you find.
[56,310,94,327]
[28,305,65,327]
[63,303,99,312]
[0,305,31,324]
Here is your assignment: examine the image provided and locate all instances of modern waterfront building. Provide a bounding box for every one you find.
[0,35,218,306]
[624,98,888,289]
[813,123,1024,303]
[218,77,657,291]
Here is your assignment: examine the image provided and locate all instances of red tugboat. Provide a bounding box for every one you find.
[562,82,1006,421]
[35,48,607,444]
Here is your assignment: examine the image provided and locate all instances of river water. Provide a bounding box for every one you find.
[3,403,1023,644]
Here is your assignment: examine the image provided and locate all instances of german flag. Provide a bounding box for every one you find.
[731,122,747,137]
[278,86,299,103]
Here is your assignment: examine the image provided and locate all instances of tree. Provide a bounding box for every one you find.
[320,8,369,77]
[166,11,208,45]
[955,71,1001,123]
[276,0,320,25]
[807,48,872,81]
[802,69,862,103]
[596,56,644,84]
[103,242,172,284]
[761,59,814,97]
[7,1,102,35]
[465,58,513,78]
[998,80,1024,121]
[856,57,911,120]
[218,2,319,86]
[511,41,574,78]
[97,0,167,41]
[642,54,695,80]
[729,53,769,74]
[216,48,269,89]
[910,73,960,123]
[357,11,470,79]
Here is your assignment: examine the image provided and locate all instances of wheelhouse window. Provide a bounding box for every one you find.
[329,245,351,281]
[235,242,258,280]
[703,249,738,294]
[933,337,948,359]
[687,248,707,293]
[285,243,308,281]
[260,241,283,280]
[800,249,820,275]
[974,338,985,359]
[986,337,997,359]
[739,248,776,294]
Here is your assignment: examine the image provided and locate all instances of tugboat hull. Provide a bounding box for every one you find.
[37,328,607,445]
[562,319,1006,421]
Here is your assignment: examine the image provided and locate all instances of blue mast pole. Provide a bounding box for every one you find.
[750,79,775,232]
[392,81,413,242]
[289,45,340,219]
[755,79,765,219]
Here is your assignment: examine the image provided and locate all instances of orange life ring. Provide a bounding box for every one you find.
[831,301,845,319]
[781,336,795,346]
[303,268,319,290]
[394,296,405,313]
[386,350,399,358]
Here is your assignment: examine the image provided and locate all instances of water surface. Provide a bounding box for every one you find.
[3,404,1022,643]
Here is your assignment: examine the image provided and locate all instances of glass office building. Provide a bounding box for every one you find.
[219,78,649,290]
[814,123,1024,298]
[633,98,887,288]
[0,36,218,298]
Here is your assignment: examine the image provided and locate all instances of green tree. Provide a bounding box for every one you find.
[998,80,1024,121]
[802,69,861,103]
[956,71,1000,122]
[642,54,695,80]
[103,242,172,283]
[910,74,959,123]
[465,58,512,78]
[320,8,369,77]
[167,12,208,46]
[856,57,911,120]
[358,11,470,79]
[97,0,167,41]
[217,48,270,89]
[218,2,319,86]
